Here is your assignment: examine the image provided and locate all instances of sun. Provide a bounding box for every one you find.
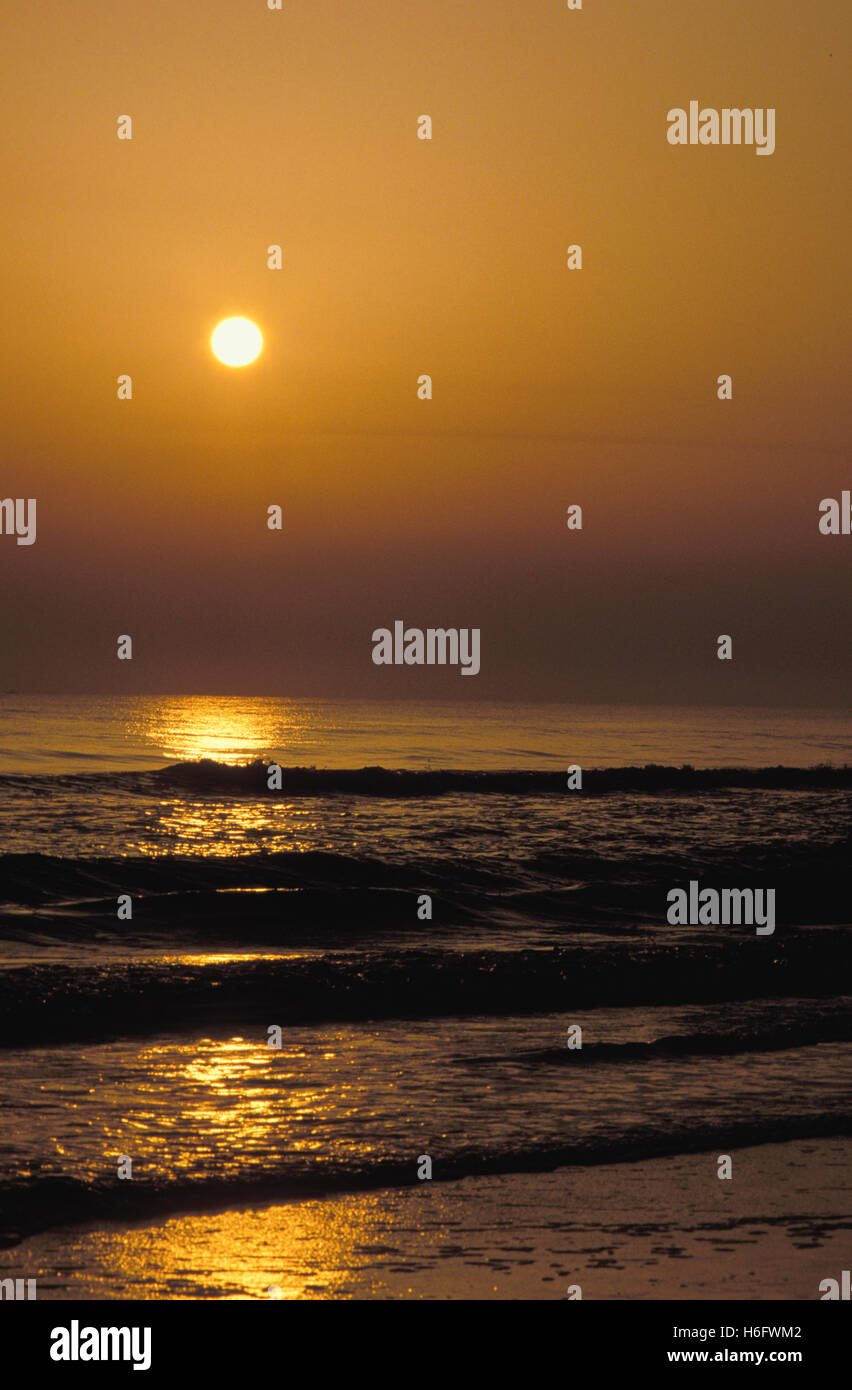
[211,317,263,367]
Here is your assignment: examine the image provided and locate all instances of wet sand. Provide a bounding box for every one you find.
[3,1137,848,1300]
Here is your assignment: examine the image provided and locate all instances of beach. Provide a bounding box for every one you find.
[3,1139,848,1300]
[1,697,850,1301]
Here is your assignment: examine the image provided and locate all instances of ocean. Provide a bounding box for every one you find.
[0,695,850,1297]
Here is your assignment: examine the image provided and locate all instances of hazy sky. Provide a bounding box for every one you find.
[1,1,849,701]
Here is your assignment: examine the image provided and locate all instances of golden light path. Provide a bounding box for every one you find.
[106,1037,374,1298]
[119,697,345,858]
[126,696,286,764]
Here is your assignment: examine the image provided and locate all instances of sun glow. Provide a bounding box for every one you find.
[211,317,263,367]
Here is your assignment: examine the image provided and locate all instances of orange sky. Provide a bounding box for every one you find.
[1,1,849,700]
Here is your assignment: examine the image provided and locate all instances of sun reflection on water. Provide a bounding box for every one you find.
[53,1199,379,1299]
[112,1037,371,1186]
[126,798,347,858]
[125,696,296,766]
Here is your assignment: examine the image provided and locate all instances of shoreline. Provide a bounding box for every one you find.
[3,1137,848,1300]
